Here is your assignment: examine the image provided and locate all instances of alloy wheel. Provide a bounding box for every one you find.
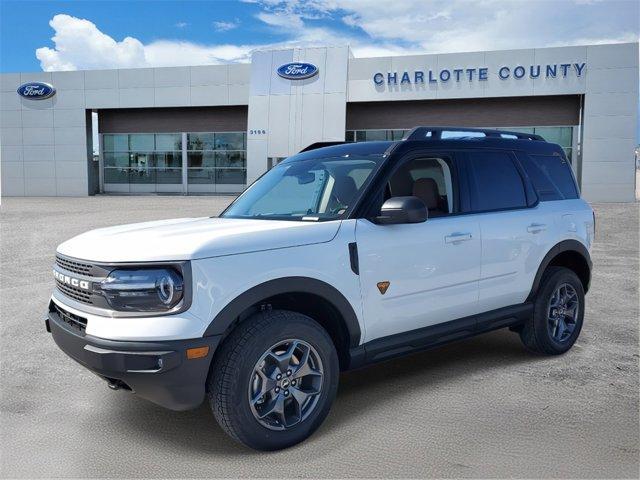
[248,339,324,430]
[547,283,580,343]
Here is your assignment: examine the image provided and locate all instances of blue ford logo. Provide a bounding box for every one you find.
[277,62,318,80]
[17,82,56,100]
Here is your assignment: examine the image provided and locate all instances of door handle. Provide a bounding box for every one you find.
[445,232,473,244]
[527,223,547,234]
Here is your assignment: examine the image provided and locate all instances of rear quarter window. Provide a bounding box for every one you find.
[466,151,528,212]
[519,153,578,201]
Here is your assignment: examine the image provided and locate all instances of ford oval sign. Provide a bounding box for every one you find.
[17,82,56,100]
[277,62,318,80]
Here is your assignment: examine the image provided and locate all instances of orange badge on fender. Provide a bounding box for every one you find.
[377,281,390,295]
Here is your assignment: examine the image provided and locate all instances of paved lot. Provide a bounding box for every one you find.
[1,197,638,478]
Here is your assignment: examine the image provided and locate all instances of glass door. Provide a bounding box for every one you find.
[102,133,183,193]
[101,131,247,194]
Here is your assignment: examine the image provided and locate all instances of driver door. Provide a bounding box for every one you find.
[355,151,481,343]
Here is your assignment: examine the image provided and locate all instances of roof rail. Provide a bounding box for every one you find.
[403,126,545,142]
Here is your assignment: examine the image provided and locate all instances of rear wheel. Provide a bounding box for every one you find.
[208,309,339,451]
[520,266,585,355]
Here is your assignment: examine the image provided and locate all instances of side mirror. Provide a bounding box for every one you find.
[374,196,428,225]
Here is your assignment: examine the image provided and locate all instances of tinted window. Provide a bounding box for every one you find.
[519,154,578,201]
[467,151,527,211]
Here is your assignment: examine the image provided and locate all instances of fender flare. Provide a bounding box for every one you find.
[526,239,592,301]
[202,276,362,347]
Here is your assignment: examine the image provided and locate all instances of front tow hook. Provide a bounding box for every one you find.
[106,379,131,391]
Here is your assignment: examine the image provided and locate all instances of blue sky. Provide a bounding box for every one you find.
[1,0,638,73]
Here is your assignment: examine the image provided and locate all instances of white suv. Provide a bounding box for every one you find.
[47,127,594,450]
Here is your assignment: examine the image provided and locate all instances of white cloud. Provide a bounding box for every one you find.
[36,14,146,70]
[254,0,639,55]
[212,20,240,32]
[35,1,639,72]
[175,21,189,28]
[256,12,304,29]
[34,12,396,71]
[36,14,254,71]
[549,33,639,48]
[144,41,253,67]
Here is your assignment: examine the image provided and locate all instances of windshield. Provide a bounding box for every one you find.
[222,154,384,221]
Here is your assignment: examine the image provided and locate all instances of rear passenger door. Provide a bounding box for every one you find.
[460,150,550,312]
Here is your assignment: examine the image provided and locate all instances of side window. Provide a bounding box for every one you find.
[519,154,578,201]
[388,157,454,216]
[467,151,527,212]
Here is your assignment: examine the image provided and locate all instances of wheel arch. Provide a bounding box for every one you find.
[527,240,592,301]
[202,277,362,370]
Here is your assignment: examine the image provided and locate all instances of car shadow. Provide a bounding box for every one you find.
[323,328,538,431]
[105,328,541,456]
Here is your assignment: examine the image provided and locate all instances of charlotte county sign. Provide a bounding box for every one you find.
[17,82,56,100]
[373,62,586,85]
[277,62,319,80]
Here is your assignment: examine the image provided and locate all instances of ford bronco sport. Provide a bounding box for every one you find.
[47,127,594,450]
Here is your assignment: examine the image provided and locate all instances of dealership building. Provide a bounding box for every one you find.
[0,42,638,201]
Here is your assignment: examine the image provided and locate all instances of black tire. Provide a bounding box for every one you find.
[207,309,339,451]
[520,266,585,355]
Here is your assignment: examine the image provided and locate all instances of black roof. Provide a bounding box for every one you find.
[286,141,393,162]
[297,126,565,159]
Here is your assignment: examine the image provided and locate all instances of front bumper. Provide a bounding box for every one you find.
[46,302,220,411]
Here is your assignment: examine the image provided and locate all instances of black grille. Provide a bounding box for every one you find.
[55,255,92,276]
[52,303,87,332]
[55,280,93,304]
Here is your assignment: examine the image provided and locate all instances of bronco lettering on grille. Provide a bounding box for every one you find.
[53,269,90,290]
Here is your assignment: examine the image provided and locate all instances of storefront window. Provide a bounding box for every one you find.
[187,133,215,150]
[496,127,574,162]
[128,134,154,151]
[214,132,245,150]
[102,134,128,152]
[102,131,247,192]
[346,129,410,142]
[155,134,182,151]
[102,133,182,187]
[186,132,247,189]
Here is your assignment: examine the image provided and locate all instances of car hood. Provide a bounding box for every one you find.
[56,217,342,263]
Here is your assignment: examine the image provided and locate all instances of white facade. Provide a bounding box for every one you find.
[246,46,350,183]
[0,64,249,196]
[1,42,638,201]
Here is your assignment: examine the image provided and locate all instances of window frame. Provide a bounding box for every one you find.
[356,148,462,220]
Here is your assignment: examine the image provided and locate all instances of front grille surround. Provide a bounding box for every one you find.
[51,302,87,332]
[52,255,193,318]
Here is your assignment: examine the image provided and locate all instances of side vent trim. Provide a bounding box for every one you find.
[348,242,359,275]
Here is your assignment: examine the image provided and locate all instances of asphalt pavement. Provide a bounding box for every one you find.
[0,197,638,478]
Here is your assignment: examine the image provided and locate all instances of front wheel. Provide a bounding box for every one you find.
[520,266,585,355]
[208,310,339,451]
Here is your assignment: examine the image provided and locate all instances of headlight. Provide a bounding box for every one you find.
[99,268,184,312]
